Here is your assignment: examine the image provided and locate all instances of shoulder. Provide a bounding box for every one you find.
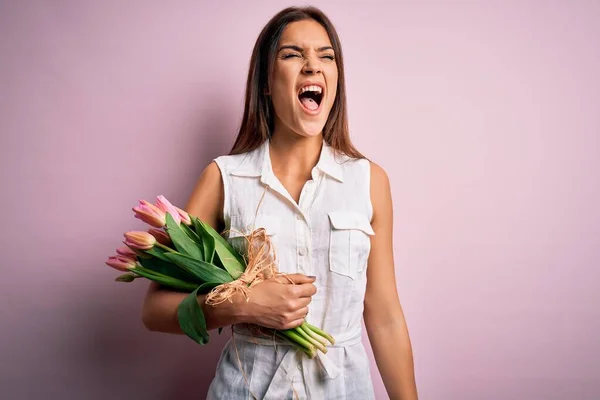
[213,151,251,174]
[185,145,262,229]
[184,161,225,230]
[200,160,223,184]
[368,161,390,190]
[367,160,393,220]
[340,155,389,187]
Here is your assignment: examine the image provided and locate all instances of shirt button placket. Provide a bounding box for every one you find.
[295,213,311,275]
[297,178,317,276]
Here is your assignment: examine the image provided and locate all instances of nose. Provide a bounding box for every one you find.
[302,57,322,75]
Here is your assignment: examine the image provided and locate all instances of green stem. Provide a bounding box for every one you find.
[279,330,316,357]
[279,330,314,351]
[304,322,335,345]
[154,242,177,253]
[275,331,316,358]
[300,323,329,348]
[294,325,327,353]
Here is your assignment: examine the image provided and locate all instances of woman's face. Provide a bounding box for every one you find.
[269,19,339,139]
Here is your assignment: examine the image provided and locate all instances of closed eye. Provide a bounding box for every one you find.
[282,53,301,59]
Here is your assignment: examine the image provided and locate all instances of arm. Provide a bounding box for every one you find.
[141,162,316,334]
[364,162,418,400]
[141,161,244,333]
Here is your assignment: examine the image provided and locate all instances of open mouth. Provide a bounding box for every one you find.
[298,85,324,112]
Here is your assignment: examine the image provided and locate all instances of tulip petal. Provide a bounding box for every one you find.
[123,231,156,250]
[116,246,137,258]
[148,228,172,246]
[175,206,192,226]
[133,203,166,228]
[155,195,181,225]
[106,256,136,272]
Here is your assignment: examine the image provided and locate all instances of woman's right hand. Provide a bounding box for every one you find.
[241,273,317,330]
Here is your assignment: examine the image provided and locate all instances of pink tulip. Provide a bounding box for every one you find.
[175,206,192,226]
[116,246,138,258]
[155,195,181,225]
[148,228,172,246]
[133,200,166,228]
[123,231,156,250]
[106,255,137,272]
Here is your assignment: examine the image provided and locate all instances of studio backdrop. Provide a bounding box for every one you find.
[1,1,598,399]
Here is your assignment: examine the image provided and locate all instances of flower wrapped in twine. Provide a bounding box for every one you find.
[205,226,287,306]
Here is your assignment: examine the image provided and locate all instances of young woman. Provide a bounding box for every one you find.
[141,6,418,400]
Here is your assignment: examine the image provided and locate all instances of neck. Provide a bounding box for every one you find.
[268,131,324,179]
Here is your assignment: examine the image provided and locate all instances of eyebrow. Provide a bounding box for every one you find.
[278,45,334,53]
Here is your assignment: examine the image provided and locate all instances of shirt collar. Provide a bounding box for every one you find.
[230,139,344,182]
[315,140,344,182]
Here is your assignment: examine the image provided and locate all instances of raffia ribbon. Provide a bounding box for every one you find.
[204,227,288,306]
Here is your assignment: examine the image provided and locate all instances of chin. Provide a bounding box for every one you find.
[294,108,331,137]
[294,120,327,138]
[273,103,331,139]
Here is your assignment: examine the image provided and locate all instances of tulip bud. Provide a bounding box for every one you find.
[148,228,172,246]
[116,246,138,258]
[155,195,182,225]
[123,231,156,250]
[133,200,166,228]
[106,255,137,272]
[115,273,137,282]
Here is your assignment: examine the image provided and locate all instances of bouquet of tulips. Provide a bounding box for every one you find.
[105,195,334,358]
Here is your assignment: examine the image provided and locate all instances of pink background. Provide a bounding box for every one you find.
[1,1,599,399]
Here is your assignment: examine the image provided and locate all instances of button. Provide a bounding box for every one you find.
[298,248,307,256]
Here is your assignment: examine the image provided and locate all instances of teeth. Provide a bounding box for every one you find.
[299,85,322,95]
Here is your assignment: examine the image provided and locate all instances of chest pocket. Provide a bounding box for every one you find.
[227,214,279,258]
[328,211,375,280]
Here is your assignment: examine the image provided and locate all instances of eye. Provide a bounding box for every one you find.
[282,53,301,59]
[321,54,335,61]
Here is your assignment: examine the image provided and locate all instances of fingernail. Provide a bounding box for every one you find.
[308,276,316,279]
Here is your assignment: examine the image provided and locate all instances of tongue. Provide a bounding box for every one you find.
[300,97,319,111]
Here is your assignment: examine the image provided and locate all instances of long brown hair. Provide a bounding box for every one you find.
[229,6,364,159]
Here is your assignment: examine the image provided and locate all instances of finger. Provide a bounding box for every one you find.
[282,318,305,330]
[297,297,312,308]
[293,283,317,298]
[280,273,316,285]
[288,297,311,311]
[289,306,309,321]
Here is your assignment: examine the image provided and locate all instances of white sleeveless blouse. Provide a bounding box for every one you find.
[206,139,376,400]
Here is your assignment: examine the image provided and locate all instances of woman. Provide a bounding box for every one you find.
[142,6,418,400]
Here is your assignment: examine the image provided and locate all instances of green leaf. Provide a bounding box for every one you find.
[137,253,199,283]
[197,219,246,279]
[164,213,204,260]
[163,252,234,283]
[193,217,215,264]
[177,286,209,345]
[196,282,221,294]
[130,267,199,291]
[143,246,173,263]
[181,223,205,257]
